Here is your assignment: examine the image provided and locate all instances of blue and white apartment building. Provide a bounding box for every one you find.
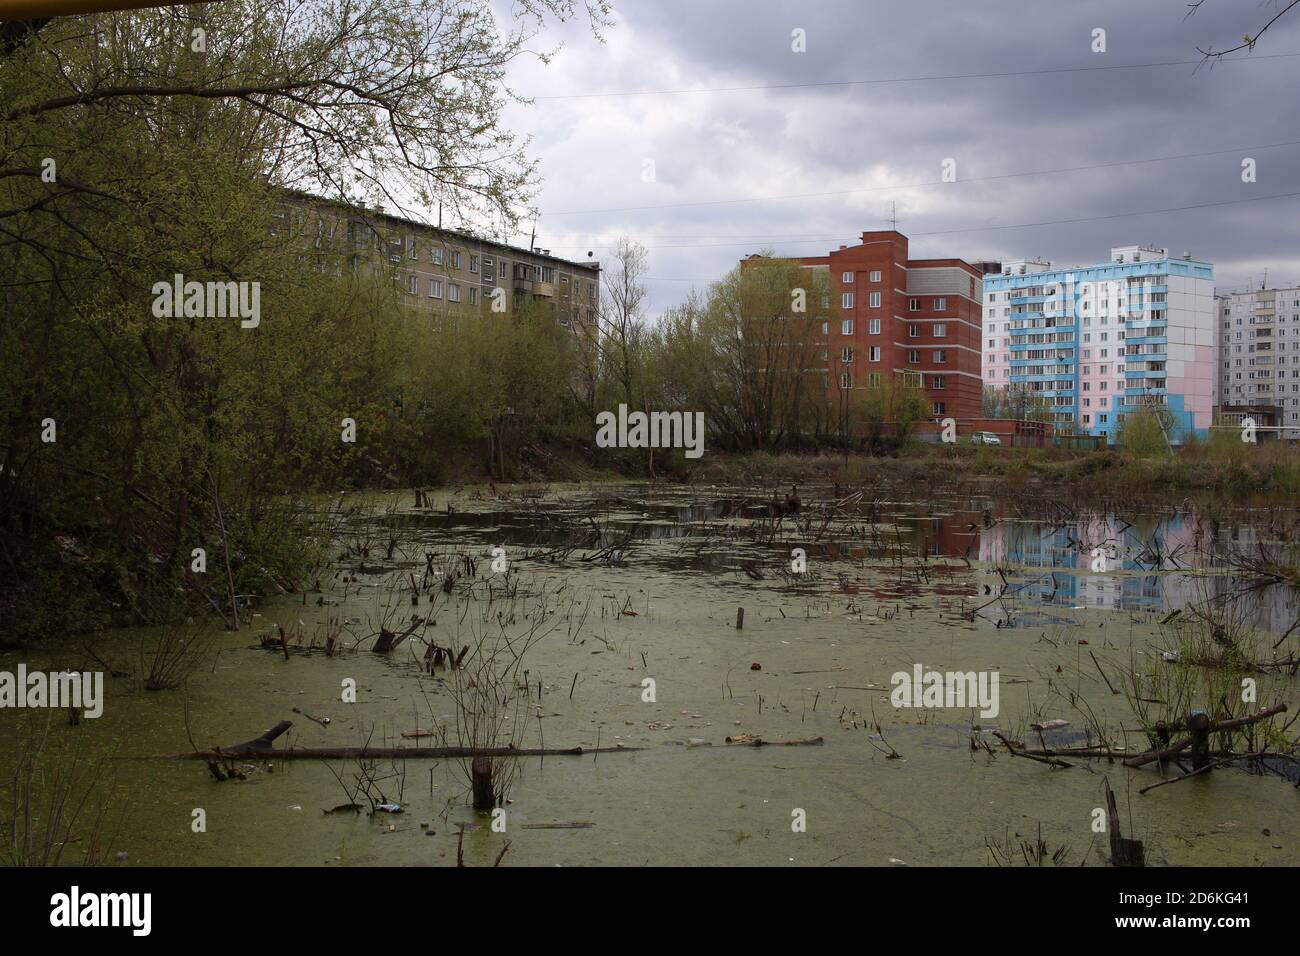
[982,245,1216,443]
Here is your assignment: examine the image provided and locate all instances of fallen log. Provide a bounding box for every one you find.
[1018,747,1136,759]
[1124,704,1287,768]
[1122,735,1193,768]
[992,731,1073,768]
[724,735,824,747]
[1140,751,1279,795]
[163,720,642,760]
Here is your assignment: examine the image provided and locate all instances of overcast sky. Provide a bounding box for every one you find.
[494,0,1300,315]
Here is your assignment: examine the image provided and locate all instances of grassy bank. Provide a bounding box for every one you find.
[679,440,1300,501]
[7,437,1298,647]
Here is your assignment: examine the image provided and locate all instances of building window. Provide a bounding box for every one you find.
[933,402,945,416]
[469,287,478,305]
[932,375,945,390]
[868,372,882,387]
[499,261,508,280]
[868,319,881,334]
[469,254,479,273]
[870,271,882,282]
[842,293,854,309]
[821,322,829,334]
[868,292,881,308]
[935,350,947,364]
[908,350,920,363]
[909,298,920,311]
[934,297,946,310]
[908,324,920,337]
[451,251,462,270]
[407,274,419,295]
[841,347,853,362]
[428,278,442,298]
[431,247,444,266]
[449,284,460,303]
[840,372,853,389]
[869,346,881,362]
[842,271,853,284]
[842,319,854,335]
[934,323,946,337]
[407,237,418,259]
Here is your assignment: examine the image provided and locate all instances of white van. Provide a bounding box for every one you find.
[970,431,1002,446]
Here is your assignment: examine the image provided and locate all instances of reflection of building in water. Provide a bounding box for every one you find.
[1162,571,1300,635]
[896,511,981,559]
[977,512,1220,612]
[925,509,1296,628]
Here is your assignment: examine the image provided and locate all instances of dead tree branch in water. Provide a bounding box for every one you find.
[164,719,641,760]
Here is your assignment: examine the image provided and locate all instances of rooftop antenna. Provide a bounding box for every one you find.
[1262,267,1268,290]
[887,201,898,231]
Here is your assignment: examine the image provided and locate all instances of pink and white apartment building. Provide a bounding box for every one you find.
[981,245,1216,443]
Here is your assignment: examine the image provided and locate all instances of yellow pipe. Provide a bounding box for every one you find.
[0,0,196,20]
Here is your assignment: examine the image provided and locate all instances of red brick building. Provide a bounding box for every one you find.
[784,231,986,421]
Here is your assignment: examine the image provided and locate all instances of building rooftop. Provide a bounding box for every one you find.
[281,188,600,273]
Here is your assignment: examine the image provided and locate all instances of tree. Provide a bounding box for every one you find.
[1188,0,1300,59]
[861,371,926,453]
[981,384,1054,423]
[1116,402,1176,457]
[0,2,611,639]
[697,255,827,451]
[593,239,650,411]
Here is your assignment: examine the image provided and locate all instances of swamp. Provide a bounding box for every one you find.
[4,478,1299,867]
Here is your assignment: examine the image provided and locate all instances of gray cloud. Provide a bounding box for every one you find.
[498,0,1300,312]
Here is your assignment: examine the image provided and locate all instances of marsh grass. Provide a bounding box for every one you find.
[1120,587,1296,756]
[0,713,121,866]
[138,625,213,691]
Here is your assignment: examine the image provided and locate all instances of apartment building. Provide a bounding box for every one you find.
[273,191,600,331]
[775,230,985,420]
[982,245,1215,443]
[1215,287,1300,441]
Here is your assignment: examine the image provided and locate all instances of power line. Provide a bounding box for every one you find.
[543,139,1300,216]
[543,188,1300,252]
[534,51,1300,101]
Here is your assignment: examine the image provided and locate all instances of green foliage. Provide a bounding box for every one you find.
[0,4,604,641]
[981,385,1054,422]
[639,255,831,452]
[1116,404,1174,457]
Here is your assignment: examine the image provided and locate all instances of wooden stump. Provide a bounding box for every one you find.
[736,607,744,630]
[471,756,495,811]
[1104,777,1145,867]
[1188,710,1212,772]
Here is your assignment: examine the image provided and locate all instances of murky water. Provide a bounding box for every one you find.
[4,482,1299,866]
